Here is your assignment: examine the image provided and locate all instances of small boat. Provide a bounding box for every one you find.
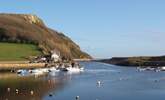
[48,67,60,72]
[59,68,68,72]
[65,66,84,72]
[155,68,161,72]
[145,67,155,71]
[137,67,156,72]
[160,66,165,71]
[137,67,146,72]
[17,69,29,74]
[40,68,49,73]
[29,69,46,75]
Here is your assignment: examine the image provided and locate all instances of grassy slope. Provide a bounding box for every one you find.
[0,43,42,61]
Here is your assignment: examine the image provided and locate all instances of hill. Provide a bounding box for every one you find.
[0,13,91,59]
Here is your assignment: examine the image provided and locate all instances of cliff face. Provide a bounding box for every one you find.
[0,13,91,59]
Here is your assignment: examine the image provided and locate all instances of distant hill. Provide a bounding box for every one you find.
[0,13,91,59]
[98,56,165,67]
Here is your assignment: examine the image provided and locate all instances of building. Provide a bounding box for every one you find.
[51,50,60,62]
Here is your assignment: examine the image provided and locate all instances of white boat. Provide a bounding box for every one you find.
[29,68,48,75]
[145,67,155,71]
[160,66,165,71]
[40,68,49,73]
[65,67,84,72]
[17,69,29,74]
[48,67,60,72]
[137,67,156,72]
[29,69,43,74]
[137,67,146,72]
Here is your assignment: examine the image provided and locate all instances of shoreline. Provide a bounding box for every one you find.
[0,60,81,72]
[73,59,92,61]
[0,61,46,71]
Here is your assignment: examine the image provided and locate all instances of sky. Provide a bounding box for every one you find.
[0,0,165,58]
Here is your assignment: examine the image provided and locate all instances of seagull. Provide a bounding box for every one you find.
[76,96,80,100]
[97,81,101,85]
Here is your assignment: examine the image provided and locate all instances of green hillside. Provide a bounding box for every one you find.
[0,43,42,61]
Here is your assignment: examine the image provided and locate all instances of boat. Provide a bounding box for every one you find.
[59,67,68,72]
[17,63,84,75]
[137,67,146,72]
[160,66,165,71]
[65,66,84,72]
[17,69,29,74]
[40,68,49,73]
[155,68,161,72]
[29,68,48,75]
[48,67,60,72]
[145,67,155,71]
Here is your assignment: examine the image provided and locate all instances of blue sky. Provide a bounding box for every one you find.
[0,0,165,58]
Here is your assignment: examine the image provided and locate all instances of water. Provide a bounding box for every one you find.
[1,61,165,100]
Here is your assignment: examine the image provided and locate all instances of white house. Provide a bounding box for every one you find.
[51,50,60,62]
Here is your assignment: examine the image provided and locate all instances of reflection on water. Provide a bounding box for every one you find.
[2,62,165,100]
[0,72,73,100]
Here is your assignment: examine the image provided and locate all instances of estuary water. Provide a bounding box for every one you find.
[1,61,165,100]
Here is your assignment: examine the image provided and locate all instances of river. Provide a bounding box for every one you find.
[1,61,165,100]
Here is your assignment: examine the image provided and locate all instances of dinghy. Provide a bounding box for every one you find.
[17,69,29,74]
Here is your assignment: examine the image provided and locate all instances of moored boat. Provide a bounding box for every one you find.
[65,66,84,72]
[48,67,60,72]
[29,68,48,75]
[160,66,165,71]
[17,69,29,74]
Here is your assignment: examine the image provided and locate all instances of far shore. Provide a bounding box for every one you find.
[97,56,165,67]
